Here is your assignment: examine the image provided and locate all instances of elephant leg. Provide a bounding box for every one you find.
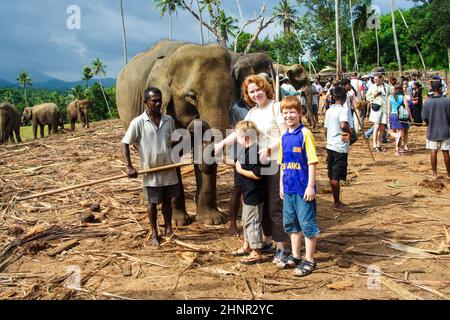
[48,124,52,136]
[194,164,224,226]
[5,131,10,143]
[32,124,38,140]
[14,128,21,143]
[171,167,190,226]
[70,120,75,131]
[40,124,45,138]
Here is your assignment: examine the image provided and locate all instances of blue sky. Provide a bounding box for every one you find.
[0,0,415,82]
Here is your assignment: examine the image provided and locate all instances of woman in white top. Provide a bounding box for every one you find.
[215,74,288,262]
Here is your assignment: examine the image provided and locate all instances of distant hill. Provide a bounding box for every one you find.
[0,77,116,90]
[32,78,116,90]
[0,78,18,88]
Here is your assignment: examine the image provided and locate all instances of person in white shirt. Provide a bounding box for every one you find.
[366,73,392,152]
[312,76,323,126]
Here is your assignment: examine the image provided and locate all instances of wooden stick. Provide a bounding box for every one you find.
[353,109,376,162]
[16,161,192,201]
[275,64,280,102]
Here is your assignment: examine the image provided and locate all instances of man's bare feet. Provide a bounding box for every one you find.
[164,228,173,238]
[228,226,240,237]
[333,202,350,213]
[150,236,161,246]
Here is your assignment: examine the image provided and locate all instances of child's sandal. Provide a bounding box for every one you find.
[293,260,317,277]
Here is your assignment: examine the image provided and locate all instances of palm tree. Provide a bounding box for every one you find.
[91,58,112,118]
[352,3,368,32]
[273,0,298,35]
[69,84,85,100]
[390,0,402,75]
[82,66,93,89]
[216,10,238,46]
[154,0,181,40]
[17,70,32,107]
[120,0,128,64]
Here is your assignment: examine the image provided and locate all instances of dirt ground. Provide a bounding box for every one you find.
[0,117,449,300]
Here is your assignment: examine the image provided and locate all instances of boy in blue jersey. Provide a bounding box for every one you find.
[277,96,320,276]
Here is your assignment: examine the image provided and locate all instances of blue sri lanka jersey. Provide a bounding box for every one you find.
[277,124,319,196]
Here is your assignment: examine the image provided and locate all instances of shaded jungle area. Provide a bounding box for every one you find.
[1,117,449,300]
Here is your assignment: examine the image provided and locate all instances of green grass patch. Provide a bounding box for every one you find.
[20,125,35,141]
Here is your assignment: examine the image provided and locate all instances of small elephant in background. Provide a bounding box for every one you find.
[0,102,22,143]
[66,99,92,130]
[22,103,60,139]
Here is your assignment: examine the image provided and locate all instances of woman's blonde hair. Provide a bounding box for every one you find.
[242,74,274,107]
[235,120,260,142]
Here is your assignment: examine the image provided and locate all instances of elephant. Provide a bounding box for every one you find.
[0,102,22,144]
[67,99,92,130]
[275,63,314,126]
[230,52,276,94]
[22,103,60,139]
[116,40,234,226]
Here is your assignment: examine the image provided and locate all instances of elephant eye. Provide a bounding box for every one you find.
[184,91,197,99]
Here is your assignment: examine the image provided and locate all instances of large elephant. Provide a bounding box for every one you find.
[0,102,22,143]
[67,99,92,130]
[22,103,60,139]
[116,40,234,226]
[275,63,314,126]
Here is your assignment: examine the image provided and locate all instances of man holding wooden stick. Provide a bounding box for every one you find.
[122,87,179,246]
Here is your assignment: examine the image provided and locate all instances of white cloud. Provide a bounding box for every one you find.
[49,33,87,57]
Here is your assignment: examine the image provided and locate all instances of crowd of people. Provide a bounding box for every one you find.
[121,70,450,277]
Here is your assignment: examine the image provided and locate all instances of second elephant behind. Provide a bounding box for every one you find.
[22,103,61,139]
[67,99,92,130]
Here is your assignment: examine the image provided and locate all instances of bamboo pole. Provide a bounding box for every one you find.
[275,64,280,102]
[349,0,359,72]
[353,108,376,162]
[335,0,341,80]
[391,0,402,76]
[16,162,192,202]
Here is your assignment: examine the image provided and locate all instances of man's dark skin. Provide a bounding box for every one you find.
[323,93,352,213]
[122,92,173,246]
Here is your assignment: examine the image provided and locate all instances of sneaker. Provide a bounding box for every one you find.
[261,242,275,254]
[272,249,288,264]
[276,255,302,269]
